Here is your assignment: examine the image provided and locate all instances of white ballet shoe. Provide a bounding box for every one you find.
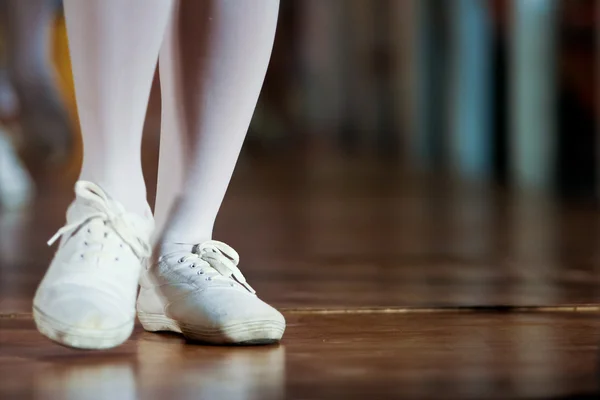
[33,181,154,349]
[138,241,285,345]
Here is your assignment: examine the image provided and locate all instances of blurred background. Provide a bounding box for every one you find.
[2,0,600,309]
[0,0,598,205]
[251,0,597,198]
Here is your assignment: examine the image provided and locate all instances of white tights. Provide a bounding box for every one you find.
[63,0,279,242]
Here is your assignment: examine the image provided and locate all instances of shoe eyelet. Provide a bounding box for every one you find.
[115,257,119,261]
[199,270,204,275]
[84,241,88,246]
[178,257,185,264]
[87,229,91,234]
[80,254,84,259]
[104,232,108,238]
[207,277,212,281]
[119,244,123,248]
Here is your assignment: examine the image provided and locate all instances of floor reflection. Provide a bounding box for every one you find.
[33,362,138,400]
[25,332,285,400]
[135,332,286,399]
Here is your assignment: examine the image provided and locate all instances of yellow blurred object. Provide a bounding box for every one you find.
[52,14,81,175]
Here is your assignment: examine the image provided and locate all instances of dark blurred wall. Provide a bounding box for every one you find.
[249,0,600,198]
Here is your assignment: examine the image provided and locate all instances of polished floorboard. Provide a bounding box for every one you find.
[2,313,600,399]
[2,153,600,399]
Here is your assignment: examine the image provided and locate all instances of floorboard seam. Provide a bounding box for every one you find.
[283,305,600,314]
[2,305,600,319]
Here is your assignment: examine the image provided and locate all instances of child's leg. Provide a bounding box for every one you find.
[156,0,280,245]
[64,0,173,216]
[33,0,173,350]
[137,0,284,346]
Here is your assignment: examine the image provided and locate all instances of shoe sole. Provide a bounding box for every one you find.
[33,306,134,350]
[137,311,285,345]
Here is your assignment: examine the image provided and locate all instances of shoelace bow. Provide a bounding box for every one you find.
[176,240,256,294]
[47,182,151,259]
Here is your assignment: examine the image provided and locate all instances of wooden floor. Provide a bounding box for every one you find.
[2,151,600,399]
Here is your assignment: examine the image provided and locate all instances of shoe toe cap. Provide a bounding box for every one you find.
[35,286,133,331]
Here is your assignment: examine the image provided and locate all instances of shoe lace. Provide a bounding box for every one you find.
[176,240,256,294]
[47,182,151,259]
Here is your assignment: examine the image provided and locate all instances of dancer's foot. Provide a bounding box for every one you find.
[138,241,285,345]
[33,181,154,349]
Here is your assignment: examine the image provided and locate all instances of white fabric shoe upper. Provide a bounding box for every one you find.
[138,240,285,332]
[34,181,154,334]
